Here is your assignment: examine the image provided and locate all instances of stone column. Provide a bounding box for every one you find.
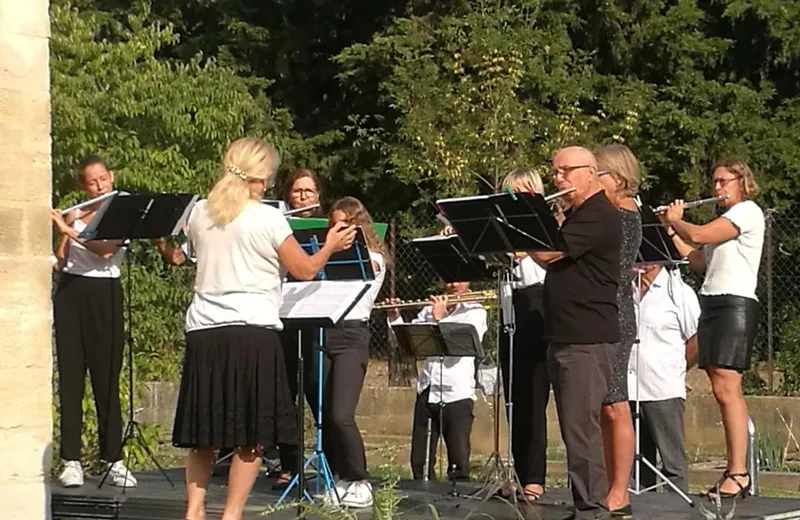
[0,1,53,519]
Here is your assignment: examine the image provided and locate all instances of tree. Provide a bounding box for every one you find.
[51,2,306,380]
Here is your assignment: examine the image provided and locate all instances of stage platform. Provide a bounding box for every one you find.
[51,468,800,519]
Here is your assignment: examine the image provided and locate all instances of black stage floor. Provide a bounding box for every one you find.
[51,468,800,519]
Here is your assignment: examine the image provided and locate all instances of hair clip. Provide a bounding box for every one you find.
[226,165,247,181]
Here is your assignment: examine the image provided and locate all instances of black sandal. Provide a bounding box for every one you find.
[705,470,751,500]
[518,486,544,503]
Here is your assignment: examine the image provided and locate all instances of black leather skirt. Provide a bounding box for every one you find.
[697,294,760,372]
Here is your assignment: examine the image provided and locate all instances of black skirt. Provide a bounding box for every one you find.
[172,325,298,450]
[697,295,760,372]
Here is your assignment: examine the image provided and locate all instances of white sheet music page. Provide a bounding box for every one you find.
[280,280,368,322]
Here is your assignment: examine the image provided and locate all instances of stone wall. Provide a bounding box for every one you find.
[0,1,53,518]
[141,380,800,460]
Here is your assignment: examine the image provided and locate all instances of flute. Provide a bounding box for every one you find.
[59,191,119,215]
[654,194,729,214]
[544,187,576,202]
[284,203,321,217]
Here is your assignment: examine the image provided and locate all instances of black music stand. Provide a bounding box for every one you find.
[636,202,684,267]
[436,191,560,257]
[435,191,562,504]
[392,322,484,492]
[411,234,493,283]
[82,192,198,491]
[630,200,695,507]
[276,226,374,511]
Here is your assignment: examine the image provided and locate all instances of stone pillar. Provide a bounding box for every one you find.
[0,1,53,519]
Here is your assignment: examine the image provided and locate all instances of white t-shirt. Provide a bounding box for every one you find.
[389,302,487,403]
[700,200,764,300]
[343,251,386,321]
[513,255,546,289]
[628,268,700,401]
[184,200,293,332]
[63,216,126,278]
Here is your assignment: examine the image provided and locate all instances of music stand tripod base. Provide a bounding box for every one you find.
[629,201,694,507]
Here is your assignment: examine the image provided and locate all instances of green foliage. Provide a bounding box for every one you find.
[52,0,800,401]
[51,3,306,382]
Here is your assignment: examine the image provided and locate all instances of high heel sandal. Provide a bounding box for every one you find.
[705,470,751,500]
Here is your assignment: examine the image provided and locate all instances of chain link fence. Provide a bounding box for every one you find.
[368,206,800,394]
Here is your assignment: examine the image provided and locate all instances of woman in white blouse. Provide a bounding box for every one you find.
[171,138,355,520]
[662,158,764,501]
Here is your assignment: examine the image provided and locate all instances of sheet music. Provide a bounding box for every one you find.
[170,195,200,236]
[280,280,368,321]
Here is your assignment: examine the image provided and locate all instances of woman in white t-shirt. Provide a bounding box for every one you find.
[662,158,763,502]
[318,196,387,509]
[170,138,355,520]
[50,156,137,490]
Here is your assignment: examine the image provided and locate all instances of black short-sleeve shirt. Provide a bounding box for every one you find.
[543,190,622,344]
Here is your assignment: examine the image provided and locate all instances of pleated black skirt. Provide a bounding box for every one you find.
[172,325,298,450]
[697,294,760,373]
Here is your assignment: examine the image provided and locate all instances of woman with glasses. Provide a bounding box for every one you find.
[274,168,325,488]
[283,168,323,217]
[594,144,642,517]
[661,159,764,501]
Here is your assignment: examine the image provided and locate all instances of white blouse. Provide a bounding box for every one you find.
[513,255,546,289]
[343,251,386,321]
[63,216,126,278]
[184,200,293,332]
[700,200,764,300]
[390,302,488,403]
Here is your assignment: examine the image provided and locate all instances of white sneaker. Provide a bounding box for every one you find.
[107,460,138,488]
[59,460,84,488]
[322,478,348,505]
[340,481,373,508]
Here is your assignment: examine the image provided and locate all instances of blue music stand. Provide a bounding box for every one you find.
[277,227,375,506]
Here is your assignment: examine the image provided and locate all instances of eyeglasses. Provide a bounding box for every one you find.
[550,165,595,179]
[711,177,740,187]
[292,188,318,197]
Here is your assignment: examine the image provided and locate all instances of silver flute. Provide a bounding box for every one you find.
[654,194,729,214]
[59,190,119,215]
[544,187,576,202]
[284,203,321,216]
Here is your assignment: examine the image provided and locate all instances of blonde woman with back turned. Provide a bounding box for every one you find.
[170,138,356,520]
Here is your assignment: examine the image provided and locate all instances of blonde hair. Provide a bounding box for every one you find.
[711,158,759,198]
[328,196,392,270]
[500,168,545,195]
[206,138,280,226]
[594,144,640,198]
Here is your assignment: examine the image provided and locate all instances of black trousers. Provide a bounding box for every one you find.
[499,285,550,486]
[320,323,370,481]
[548,342,614,518]
[630,398,688,492]
[410,388,474,480]
[54,273,124,462]
[277,326,321,475]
